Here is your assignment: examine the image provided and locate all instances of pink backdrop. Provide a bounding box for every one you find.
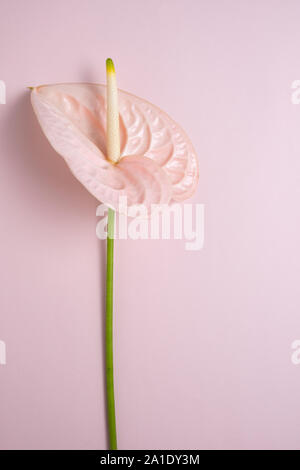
[1,0,300,450]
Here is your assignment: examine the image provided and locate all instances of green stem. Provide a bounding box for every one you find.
[106,207,117,450]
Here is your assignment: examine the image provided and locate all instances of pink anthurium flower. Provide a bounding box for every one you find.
[30,77,198,215]
[30,59,199,450]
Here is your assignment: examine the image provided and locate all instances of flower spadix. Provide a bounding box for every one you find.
[106,58,120,164]
[30,59,199,213]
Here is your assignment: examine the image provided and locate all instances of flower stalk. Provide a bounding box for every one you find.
[105,206,117,450]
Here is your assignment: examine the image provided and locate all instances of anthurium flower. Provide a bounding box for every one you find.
[30,77,198,214]
[29,59,199,451]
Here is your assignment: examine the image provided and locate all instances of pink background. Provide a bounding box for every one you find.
[0,0,300,450]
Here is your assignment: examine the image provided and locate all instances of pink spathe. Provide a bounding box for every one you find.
[31,83,198,212]
[0,0,300,450]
